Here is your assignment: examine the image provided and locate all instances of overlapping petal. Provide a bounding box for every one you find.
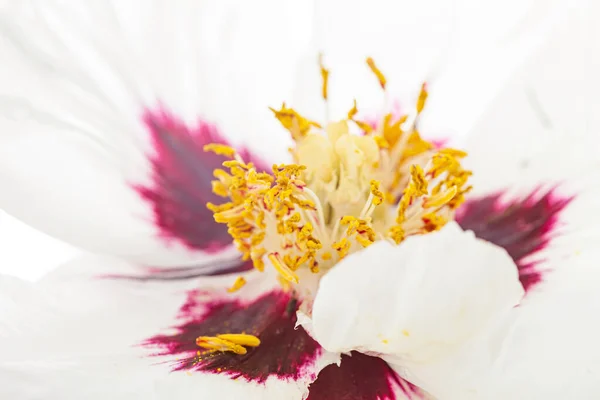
[308,223,523,398]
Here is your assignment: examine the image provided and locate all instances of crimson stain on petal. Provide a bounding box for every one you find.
[457,188,572,291]
[144,289,321,383]
[307,352,424,400]
[135,108,267,253]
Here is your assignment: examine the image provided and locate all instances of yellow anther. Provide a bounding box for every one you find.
[298,222,313,237]
[345,100,375,133]
[251,248,266,271]
[416,82,428,114]
[333,237,351,260]
[448,185,472,210]
[310,259,320,273]
[422,213,447,232]
[222,160,251,170]
[439,148,468,158]
[423,186,458,208]
[288,212,301,223]
[370,180,384,206]
[319,54,330,101]
[255,211,266,230]
[355,234,374,248]
[251,231,265,246]
[389,225,405,244]
[227,276,247,293]
[366,57,387,89]
[409,165,428,196]
[206,202,234,213]
[374,136,390,149]
[291,196,317,210]
[203,143,237,158]
[340,215,356,225]
[348,99,359,119]
[268,253,299,284]
[381,113,408,146]
[217,334,261,348]
[270,103,321,140]
[211,180,229,197]
[306,239,322,250]
[196,336,248,355]
[352,118,374,133]
[213,168,232,181]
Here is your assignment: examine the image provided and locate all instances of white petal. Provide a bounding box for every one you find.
[292,0,579,139]
[476,259,600,399]
[309,222,523,395]
[403,251,600,399]
[0,212,80,282]
[0,254,337,399]
[0,0,311,265]
[456,0,600,296]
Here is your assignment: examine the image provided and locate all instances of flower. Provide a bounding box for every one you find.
[1,1,599,400]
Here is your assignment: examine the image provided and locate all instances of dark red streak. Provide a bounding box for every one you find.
[457,188,572,291]
[145,290,321,383]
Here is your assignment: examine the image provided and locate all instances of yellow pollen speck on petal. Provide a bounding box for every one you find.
[227,276,247,293]
[402,330,410,337]
[366,57,387,89]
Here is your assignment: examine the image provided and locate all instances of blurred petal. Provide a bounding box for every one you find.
[0,255,337,399]
[291,0,579,140]
[0,0,311,265]
[475,260,600,398]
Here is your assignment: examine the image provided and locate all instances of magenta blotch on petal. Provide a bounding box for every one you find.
[135,108,267,253]
[307,352,424,400]
[457,188,572,291]
[144,289,322,383]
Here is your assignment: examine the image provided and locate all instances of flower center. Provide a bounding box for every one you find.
[197,58,471,354]
[205,58,471,289]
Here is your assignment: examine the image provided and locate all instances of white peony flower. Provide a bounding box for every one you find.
[0,1,598,399]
